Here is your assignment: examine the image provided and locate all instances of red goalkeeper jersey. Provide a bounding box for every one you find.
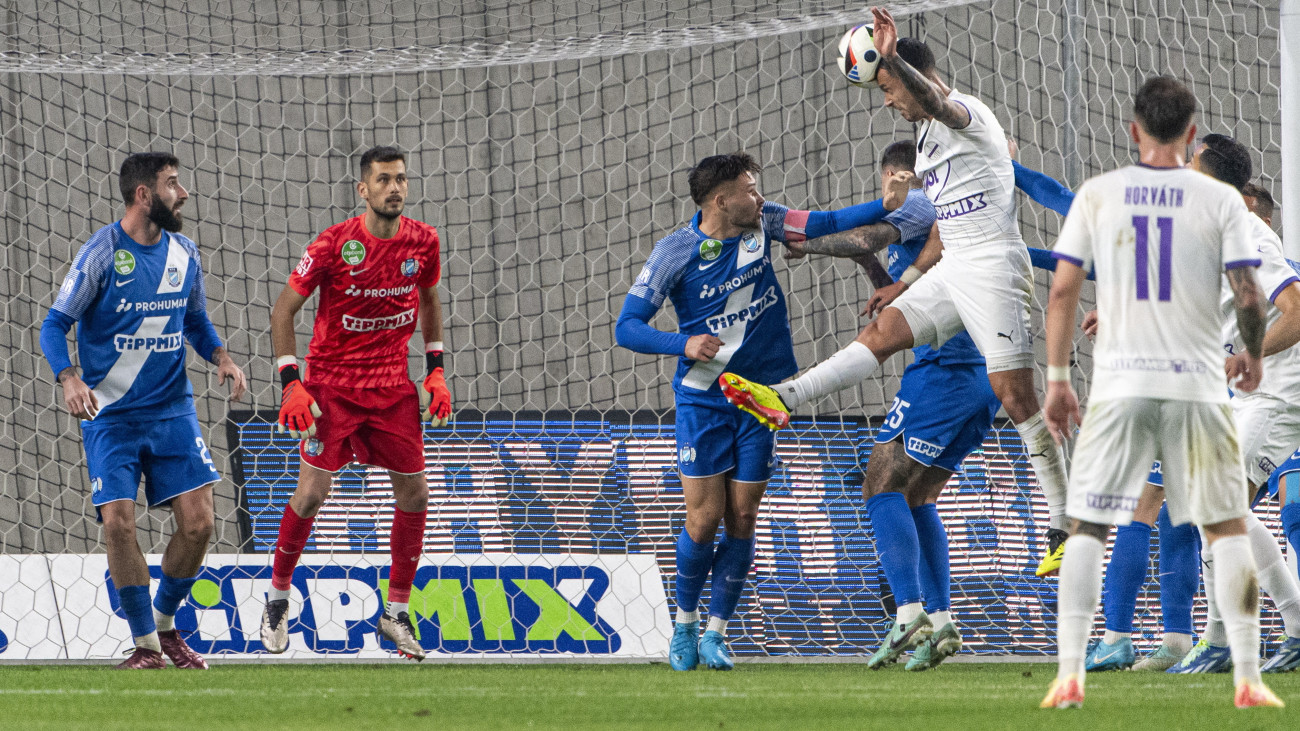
[288,215,441,388]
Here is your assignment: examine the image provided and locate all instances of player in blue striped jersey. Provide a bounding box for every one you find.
[38,152,247,669]
[616,152,896,670]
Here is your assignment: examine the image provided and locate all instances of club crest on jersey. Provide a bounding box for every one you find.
[341,240,366,266]
[401,258,418,277]
[699,239,722,261]
[304,439,324,457]
[678,445,696,465]
[166,265,181,287]
[90,477,103,496]
[740,233,760,253]
[113,250,136,275]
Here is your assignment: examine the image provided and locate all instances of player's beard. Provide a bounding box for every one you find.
[733,208,762,231]
[147,194,184,232]
[373,196,404,221]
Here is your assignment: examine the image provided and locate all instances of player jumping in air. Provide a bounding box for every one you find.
[720,7,1071,580]
[39,152,249,669]
[1040,76,1281,709]
[260,145,451,661]
[615,152,901,670]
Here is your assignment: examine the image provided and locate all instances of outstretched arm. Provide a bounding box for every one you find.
[872,7,970,130]
[1013,160,1075,217]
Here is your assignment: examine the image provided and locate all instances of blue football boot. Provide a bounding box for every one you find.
[698,630,734,670]
[1167,639,1232,674]
[1085,636,1135,671]
[669,621,699,671]
[1262,635,1300,673]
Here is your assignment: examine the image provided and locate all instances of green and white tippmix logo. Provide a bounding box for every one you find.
[113,250,136,275]
[699,239,722,261]
[341,240,366,266]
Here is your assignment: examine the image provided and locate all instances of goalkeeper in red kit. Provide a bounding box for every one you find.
[260,145,452,661]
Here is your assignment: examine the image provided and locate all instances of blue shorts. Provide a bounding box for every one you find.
[875,359,999,472]
[83,412,220,511]
[676,398,778,482]
[1265,449,1300,503]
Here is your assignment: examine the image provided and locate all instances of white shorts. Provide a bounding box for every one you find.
[1233,392,1300,489]
[1068,398,1248,527]
[891,241,1035,373]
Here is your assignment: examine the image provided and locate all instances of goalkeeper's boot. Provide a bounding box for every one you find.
[1035,528,1069,577]
[868,613,933,670]
[669,620,700,671]
[115,646,166,670]
[719,373,790,431]
[1262,635,1300,673]
[1132,642,1187,671]
[378,611,426,661]
[261,598,290,654]
[698,630,734,671]
[905,621,962,671]
[1084,636,1135,672]
[1235,680,1285,708]
[1039,674,1084,709]
[1167,638,1232,674]
[158,629,208,669]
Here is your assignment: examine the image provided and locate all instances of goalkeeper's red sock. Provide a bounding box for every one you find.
[271,505,314,593]
[388,507,427,607]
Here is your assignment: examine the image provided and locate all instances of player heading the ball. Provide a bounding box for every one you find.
[720,6,1071,577]
[261,145,451,661]
[39,151,249,669]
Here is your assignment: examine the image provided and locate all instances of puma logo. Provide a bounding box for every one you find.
[997,331,1014,342]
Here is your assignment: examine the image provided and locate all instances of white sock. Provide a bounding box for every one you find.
[388,601,409,617]
[773,341,879,410]
[1199,527,1229,646]
[897,602,924,625]
[1246,512,1300,637]
[1056,534,1104,680]
[154,611,175,633]
[705,616,728,635]
[1209,534,1261,686]
[1103,630,1130,645]
[135,631,161,653]
[929,610,951,628]
[676,609,700,625]
[1162,632,1193,654]
[269,587,291,603]
[1014,413,1069,530]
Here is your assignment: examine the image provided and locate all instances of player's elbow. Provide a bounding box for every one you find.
[613,316,639,351]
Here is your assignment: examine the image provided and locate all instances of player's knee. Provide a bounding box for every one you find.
[727,507,761,537]
[101,513,137,547]
[179,513,214,546]
[999,389,1039,423]
[685,507,724,539]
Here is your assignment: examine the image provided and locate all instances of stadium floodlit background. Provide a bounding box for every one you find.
[0,0,1290,661]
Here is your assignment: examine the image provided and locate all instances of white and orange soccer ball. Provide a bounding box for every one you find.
[836,24,880,86]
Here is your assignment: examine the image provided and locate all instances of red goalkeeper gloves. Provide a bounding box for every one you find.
[277,364,322,439]
[421,367,452,427]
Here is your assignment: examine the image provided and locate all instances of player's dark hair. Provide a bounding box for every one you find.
[1132,76,1197,144]
[360,145,406,180]
[119,152,180,204]
[880,141,916,173]
[688,152,762,206]
[1241,182,1275,220]
[896,38,936,75]
[1198,133,1252,191]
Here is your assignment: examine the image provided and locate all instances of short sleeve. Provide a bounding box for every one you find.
[1221,195,1262,272]
[287,230,334,296]
[1051,183,1096,271]
[883,190,937,243]
[628,233,691,308]
[51,237,113,320]
[418,226,442,288]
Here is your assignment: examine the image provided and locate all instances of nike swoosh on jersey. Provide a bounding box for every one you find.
[698,260,721,271]
[115,278,135,286]
[348,268,370,276]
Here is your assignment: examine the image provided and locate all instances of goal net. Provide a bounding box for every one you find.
[0,0,1287,660]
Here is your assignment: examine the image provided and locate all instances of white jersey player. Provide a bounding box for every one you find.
[1041,76,1281,709]
[719,6,1071,580]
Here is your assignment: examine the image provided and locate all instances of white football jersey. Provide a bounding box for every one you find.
[1054,165,1259,403]
[1221,215,1300,403]
[914,89,1022,250]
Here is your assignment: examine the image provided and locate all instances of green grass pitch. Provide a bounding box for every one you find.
[0,662,1295,729]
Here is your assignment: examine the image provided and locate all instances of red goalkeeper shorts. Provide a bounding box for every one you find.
[299,382,426,474]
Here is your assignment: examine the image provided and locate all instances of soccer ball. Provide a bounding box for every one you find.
[836,24,879,86]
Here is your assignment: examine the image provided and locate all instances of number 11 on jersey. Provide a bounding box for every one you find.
[1133,215,1173,302]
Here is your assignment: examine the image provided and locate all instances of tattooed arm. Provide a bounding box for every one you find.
[1226,265,1266,393]
[871,7,971,130]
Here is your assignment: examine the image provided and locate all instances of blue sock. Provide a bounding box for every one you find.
[1157,503,1199,636]
[707,534,756,621]
[118,585,157,639]
[153,574,197,619]
[675,528,714,615]
[866,492,922,607]
[910,504,950,614]
[1102,521,1151,633]
[1282,503,1300,583]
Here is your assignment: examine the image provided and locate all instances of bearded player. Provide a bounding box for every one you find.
[259,145,451,661]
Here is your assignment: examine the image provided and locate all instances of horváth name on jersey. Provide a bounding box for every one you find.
[115,297,187,313]
[705,286,778,333]
[698,257,769,299]
[1124,185,1185,208]
[114,332,183,353]
[1106,357,1209,375]
[934,192,988,221]
[342,308,416,332]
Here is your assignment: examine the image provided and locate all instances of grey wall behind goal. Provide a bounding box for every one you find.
[0,0,1281,553]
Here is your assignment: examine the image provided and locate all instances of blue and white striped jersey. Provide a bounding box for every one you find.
[629,202,799,404]
[49,222,221,422]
